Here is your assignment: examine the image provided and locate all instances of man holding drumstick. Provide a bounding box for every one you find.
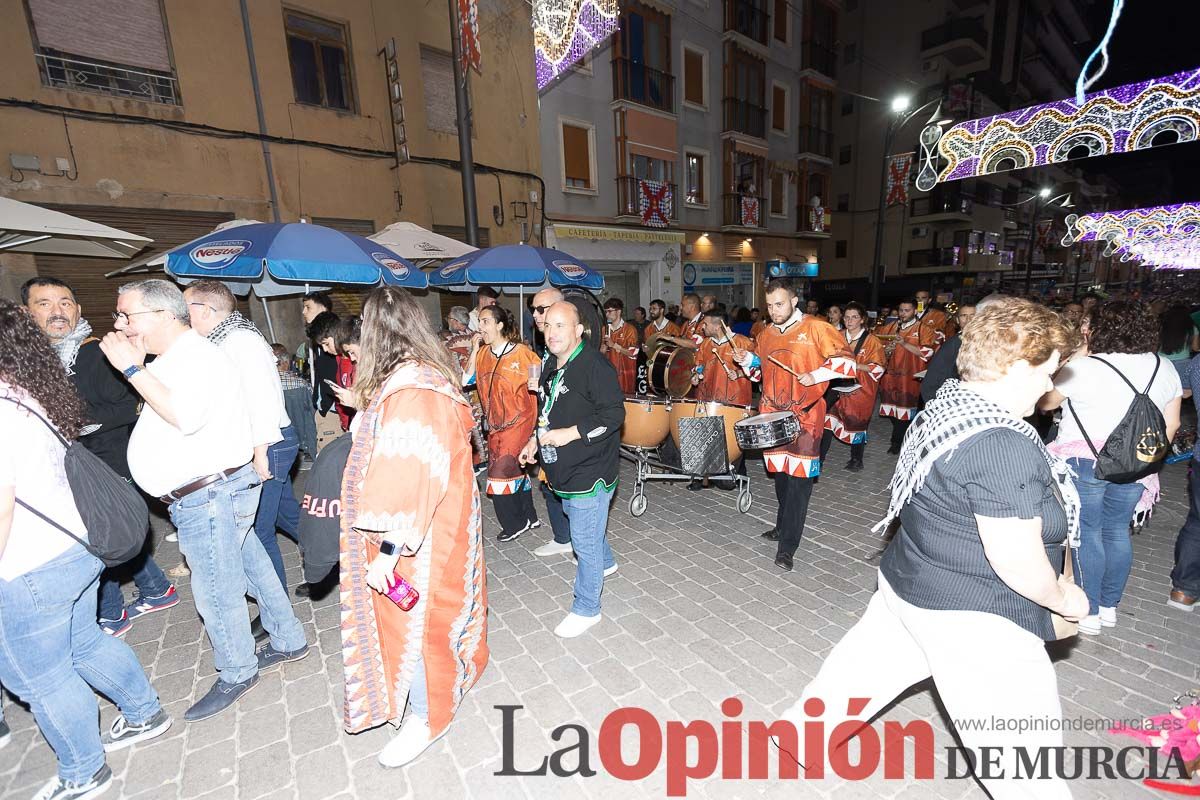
[732,280,855,571]
[688,309,756,490]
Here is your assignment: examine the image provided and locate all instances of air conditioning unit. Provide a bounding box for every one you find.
[912,226,929,238]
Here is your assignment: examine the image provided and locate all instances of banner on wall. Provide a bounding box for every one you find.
[886,153,914,206]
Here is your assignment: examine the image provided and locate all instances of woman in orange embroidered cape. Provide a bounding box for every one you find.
[339,287,488,769]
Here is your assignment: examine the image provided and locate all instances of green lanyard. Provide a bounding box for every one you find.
[539,342,584,427]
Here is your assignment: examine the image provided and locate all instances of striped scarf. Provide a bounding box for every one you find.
[872,379,1081,548]
[207,311,262,345]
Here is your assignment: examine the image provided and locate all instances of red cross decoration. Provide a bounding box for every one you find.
[638,179,672,228]
[741,195,760,227]
[458,0,482,75]
[886,153,914,206]
[946,82,972,116]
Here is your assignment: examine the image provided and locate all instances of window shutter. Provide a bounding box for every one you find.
[562,125,591,184]
[683,49,703,105]
[420,47,457,134]
[28,0,172,72]
[772,85,786,130]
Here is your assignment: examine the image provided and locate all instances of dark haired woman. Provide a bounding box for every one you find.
[339,287,487,768]
[821,302,886,471]
[0,298,170,799]
[1041,301,1182,634]
[1159,304,1197,398]
[467,305,542,542]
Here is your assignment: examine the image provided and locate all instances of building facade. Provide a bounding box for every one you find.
[0,0,542,342]
[821,0,1128,306]
[539,0,841,314]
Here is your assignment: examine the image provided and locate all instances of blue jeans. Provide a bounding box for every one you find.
[97,542,172,621]
[0,546,161,784]
[409,659,428,719]
[562,484,616,617]
[253,426,301,590]
[1071,458,1143,614]
[541,480,571,545]
[170,464,306,684]
[1172,461,1200,596]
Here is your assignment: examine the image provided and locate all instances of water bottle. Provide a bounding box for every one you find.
[538,424,558,464]
[384,571,420,611]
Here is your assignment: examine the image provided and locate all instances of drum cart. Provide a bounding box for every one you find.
[620,444,752,517]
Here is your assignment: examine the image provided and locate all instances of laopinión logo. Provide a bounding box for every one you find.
[492,698,1193,797]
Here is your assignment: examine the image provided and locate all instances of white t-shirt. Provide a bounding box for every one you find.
[1054,352,1183,445]
[127,330,254,497]
[0,384,85,580]
[217,328,290,448]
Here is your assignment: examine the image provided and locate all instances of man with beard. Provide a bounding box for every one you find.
[660,293,705,351]
[877,298,937,452]
[22,278,177,637]
[601,298,639,394]
[914,289,952,345]
[642,298,681,356]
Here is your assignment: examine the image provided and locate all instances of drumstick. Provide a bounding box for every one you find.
[767,355,803,379]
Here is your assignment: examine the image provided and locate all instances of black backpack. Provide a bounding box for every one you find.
[3,396,149,567]
[1065,356,1171,484]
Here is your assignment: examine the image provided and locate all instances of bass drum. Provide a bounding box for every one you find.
[561,287,605,351]
[669,400,754,463]
[649,344,696,398]
[621,396,671,449]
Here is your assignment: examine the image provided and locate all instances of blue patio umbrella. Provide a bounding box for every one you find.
[428,244,604,291]
[165,222,427,291]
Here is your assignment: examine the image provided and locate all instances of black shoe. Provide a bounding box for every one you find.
[761,528,780,541]
[497,521,532,543]
[294,582,312,599]
[100,708,172,752]
[184,675,259,722]
[811,476,819,485]
[686,479,704,491]
[845,458,864,472]
[774,552,794,571]
[30,764,112,800]
[0,719,9,750]
[256,643,310,671]
[887,444,901,455]
[250,615,269,644]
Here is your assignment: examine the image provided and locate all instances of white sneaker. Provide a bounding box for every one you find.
[533,540,573,557]
[165,532,178,543]
[377,716,447,768]
[554,612,601,638]
[1078,615,1102,635]
[603,563,618,577]
[1098,606,1117,628]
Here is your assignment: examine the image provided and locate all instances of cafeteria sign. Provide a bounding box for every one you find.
[767,260,818,278]
[683,262,754,287]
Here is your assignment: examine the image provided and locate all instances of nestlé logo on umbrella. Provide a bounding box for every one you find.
[190,239,251,270]
[553,261,587,281]
[371,252,409,279]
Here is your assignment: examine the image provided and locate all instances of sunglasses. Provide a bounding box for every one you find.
[532,305,553,314]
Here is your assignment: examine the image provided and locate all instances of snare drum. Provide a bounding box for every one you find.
[669,400,754,463]
[649,344,695,398]
[734,411,800,450]
[621,396,671,449]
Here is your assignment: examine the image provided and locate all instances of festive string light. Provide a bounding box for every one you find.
[1063,202,1200,256]
[916,68,1200,191]
[533,0,619,91]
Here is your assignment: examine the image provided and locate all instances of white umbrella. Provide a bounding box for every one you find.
[0,196,151,259]
[369,221,477,260]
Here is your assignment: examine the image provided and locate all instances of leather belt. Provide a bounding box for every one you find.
[159,465,247,504]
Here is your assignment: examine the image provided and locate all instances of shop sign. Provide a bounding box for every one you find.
[553,224,686,244]
[766,260,819,278]
[682,262,754,287]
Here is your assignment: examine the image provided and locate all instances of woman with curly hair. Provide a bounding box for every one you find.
[1041,301,1183,634]
[0,298,169,800]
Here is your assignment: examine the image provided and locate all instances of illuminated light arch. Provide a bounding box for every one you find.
[534,0,620,91]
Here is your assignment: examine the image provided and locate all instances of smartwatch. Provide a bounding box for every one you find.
[122,364,144,380]
[379,540,398,556]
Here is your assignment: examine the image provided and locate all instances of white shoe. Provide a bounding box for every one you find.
[165,532,178,543]
[554,612,601,638]
[1078,615,1102,635]
[533,540,573,557]
[603,563,618,577]
[378,716,447,768]
[1098,606,1117,628]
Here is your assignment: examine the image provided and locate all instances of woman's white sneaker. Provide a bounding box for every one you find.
[1098,606,1117,628]
[1078,615,1102,635]
[554,612,601,638]
[378,716,447,768]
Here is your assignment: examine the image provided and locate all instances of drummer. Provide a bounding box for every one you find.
[642,299,681,356]
[877,297,937,453]
[601,298,639,394]
[659,293,704,352]
[732,280,855,572]
[915,289,952,346]
[820,301,886,472]
[688,309,755,490]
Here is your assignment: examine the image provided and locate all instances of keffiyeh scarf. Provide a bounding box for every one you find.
[872,379,1081,548]
[207,311,263,345]
[53,318,92,374]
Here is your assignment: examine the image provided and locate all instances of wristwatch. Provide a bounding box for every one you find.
[379,540,398,556]
[122,364,145,380]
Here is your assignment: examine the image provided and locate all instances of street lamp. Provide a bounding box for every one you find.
[869,97,953,311]
[1016,187,1072,294]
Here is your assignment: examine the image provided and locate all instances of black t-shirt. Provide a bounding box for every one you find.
[72,340,139,479]
[881,427,1068,640]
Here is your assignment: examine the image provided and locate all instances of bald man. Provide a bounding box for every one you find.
[520,302,624,638]
[527,287,573,557]
[661,293,704,351]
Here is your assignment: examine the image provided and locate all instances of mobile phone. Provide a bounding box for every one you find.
[323,379,339,389]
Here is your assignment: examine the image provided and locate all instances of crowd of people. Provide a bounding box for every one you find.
[0,270,1197,799]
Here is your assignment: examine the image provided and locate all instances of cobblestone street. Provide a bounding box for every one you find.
[2,417,1198,800]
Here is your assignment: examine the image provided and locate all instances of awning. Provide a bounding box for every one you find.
[0,196,151,259]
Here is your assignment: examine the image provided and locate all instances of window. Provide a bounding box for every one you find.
[773,0,788,42]
[838,145,852,165]
[632,154,672,183]
[771,83,788,133]
[835,240,848,258]
[843,42,857,64]
[685,150,707,205]
[286,11,354,111]
[682,44,707,108]
[615,3,672,110]
[560,120,595,191]
[840,95,854,116]
[836,193,849,212]
[420,47,456,133]
[770,172,787,217]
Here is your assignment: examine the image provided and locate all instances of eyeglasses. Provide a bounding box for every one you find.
[188,302,216,313]
[532,305,553,315]
[111,309,163,324]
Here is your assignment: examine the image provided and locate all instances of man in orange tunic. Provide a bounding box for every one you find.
[601,298,639,394]
[877,298,937,453]
[688,309,756,490]
[733,280,856,571]
[660,293,704,352]
[642,298,681,357]
[915,289,952,347]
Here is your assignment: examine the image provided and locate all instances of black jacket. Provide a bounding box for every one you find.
[297,432,350,583]
[920,334,962,404]
[537,344,625,495]
[71,340,139,479]
[312,349,339,414]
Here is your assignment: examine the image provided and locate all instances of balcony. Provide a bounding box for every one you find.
[798,206,831,238]
[910,192,974,222]
[36,51,180,105]
[616,176,678,223]
[723,98,767,139]
[800,40,836,78]
[611,57,675,113]
[907,247,963,270]
[722,193,767,230]
[1003,207,1019,229]
[919,19,988,65]
[724,0,770,45]
[797,126,834,160]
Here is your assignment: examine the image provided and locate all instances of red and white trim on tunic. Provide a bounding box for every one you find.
[486,476,529,496]
[879,403,916,420]
[808,355,857,383]
[764,452,821,477]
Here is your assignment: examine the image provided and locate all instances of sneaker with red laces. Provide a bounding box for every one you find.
[125,586,180,621]
[99,610,132,637]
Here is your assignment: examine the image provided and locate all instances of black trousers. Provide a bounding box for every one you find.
[492,489,537,536]
[890,418,911,447]
[773,472,814,557]
[820,429,864,464]
[541,480,571,544]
